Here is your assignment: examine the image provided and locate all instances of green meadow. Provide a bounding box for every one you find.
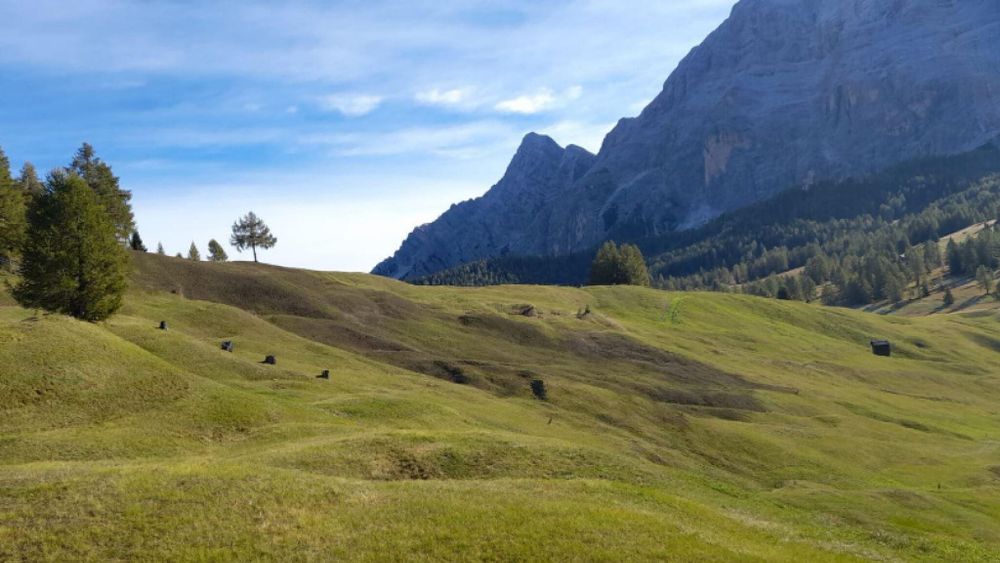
[2,252,999,561]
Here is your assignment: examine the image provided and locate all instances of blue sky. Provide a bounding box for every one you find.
[0,0,736,271]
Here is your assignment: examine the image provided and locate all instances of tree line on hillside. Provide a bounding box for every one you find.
[0,144,280,321]
[412,143,1000,306]
[659,175,1000,306]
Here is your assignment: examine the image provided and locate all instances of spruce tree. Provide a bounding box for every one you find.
[619,243,651,287]
[69,143,135,241]
[230,211,277,262]
[0,147,27,268]
[13,172,128,321]
[156,242,166,255]
[588,242,650,286]
[943,287,956,307]
[16,162,44,198]
[207,239,228,262]
[589,241,622,285]
[188,242,201,261]
[129,230,147,252]
[946,239,963,275]
[976,265,993,295]
[923,240,941,272]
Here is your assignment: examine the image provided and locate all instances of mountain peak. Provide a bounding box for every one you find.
[376,0,1000,280]
[520,131,557,146]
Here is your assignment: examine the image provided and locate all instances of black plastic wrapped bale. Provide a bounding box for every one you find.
[159,321,168,330]
[264,355,276,365]
[870,340,891,357]
[318,370,330,379]
[221,341,234,353]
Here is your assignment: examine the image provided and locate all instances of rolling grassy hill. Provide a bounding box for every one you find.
[2,252,1000,560]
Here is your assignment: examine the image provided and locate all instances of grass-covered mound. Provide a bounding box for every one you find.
[2,252,999,560]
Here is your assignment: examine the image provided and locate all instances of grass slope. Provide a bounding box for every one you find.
[2,252,999,561]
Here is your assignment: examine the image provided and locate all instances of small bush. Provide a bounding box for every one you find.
[530,379,548,401]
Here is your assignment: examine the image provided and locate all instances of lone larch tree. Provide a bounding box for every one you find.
[230,211,276,263]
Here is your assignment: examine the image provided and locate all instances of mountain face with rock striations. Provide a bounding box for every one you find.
[374,0,1000,281]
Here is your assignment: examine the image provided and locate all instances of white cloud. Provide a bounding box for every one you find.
[0,0,741,270]
[494,85,583,115]
[495,88,557,114]
[317,94,383,116]
[415,87,476,108]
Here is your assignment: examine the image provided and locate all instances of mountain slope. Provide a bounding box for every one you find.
[375,0,1000,280]
[373,133,596,279]
[410,142,1000,288]
[3,254,1000,559]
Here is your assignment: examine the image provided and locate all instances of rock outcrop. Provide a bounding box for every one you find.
[375,0,1000,280]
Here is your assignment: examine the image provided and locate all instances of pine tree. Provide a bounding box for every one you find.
[800,275,817,302]
[0,146,27,268]
[13,172,128,321]
[129,230,147,252]
[207,239,228,262]
[230,211,277,262]
[69,143,134,241]
[923,240,942,272]
[588,242,650,286]
[188,242,201,261]
[946,239,963,275]
[16,162,44,198]
[588,241,622,285]
[943,287,956,307]
[156,242,165,255]
[619,243,651,287]
[976,265,993,296]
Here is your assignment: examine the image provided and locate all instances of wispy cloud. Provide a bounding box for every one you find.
[495,89,556,114]
[307,121,521,159]
[0,0,740,270]
[317,94,384,116]
[415,87,477,109]
[495,85,583,114]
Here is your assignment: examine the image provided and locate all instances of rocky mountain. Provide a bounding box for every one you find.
[374,0,1000,281]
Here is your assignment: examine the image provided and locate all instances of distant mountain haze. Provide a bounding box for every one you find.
[374,0,1000,280]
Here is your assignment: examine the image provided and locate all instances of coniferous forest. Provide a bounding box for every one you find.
[416,142,1000,307]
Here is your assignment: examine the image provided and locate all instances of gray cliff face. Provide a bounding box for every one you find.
[375,0,1000,280]
[372,133,596,279]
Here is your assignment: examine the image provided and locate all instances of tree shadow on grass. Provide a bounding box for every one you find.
[953,294,989,312]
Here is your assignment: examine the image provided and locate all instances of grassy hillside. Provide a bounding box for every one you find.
[2,252,1000,560]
